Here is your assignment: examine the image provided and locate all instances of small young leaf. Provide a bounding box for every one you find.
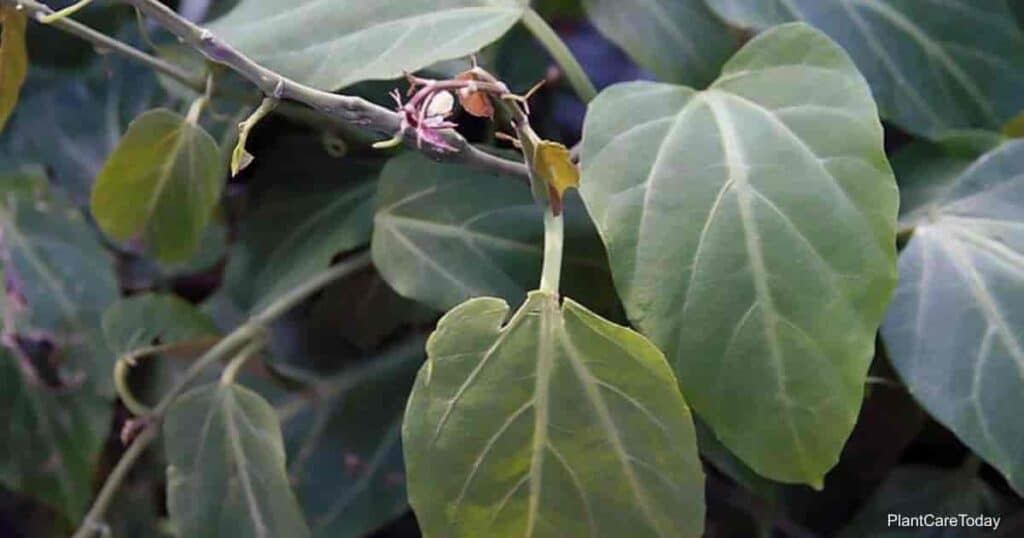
[882,140,1024,496]
[404,291,705,538]
[102,293,219,356]
[231,98,277,177]
[91,109,222,262]
[580,23,898,486]
[0,6,27,134]
[165,383,311,538]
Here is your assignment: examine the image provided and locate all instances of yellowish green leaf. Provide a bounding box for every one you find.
[231,98,276,177]
[91,109,222,261]
[533,140,579,198]
[1002,110,1024,139]
[0,6,28,133]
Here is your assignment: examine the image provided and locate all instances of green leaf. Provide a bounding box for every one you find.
[581,0,737,87]
[404,291,705,538]
[0,194,119,394]
[223,179,376,312]
[0,7,28,134]
[209,0,527,90]
[164,382,311,538]
[277,339,423,538]
[702,0,1024,139]
[102,293,219,355]
[91,109,223,262]
[579,23,898,486]
[881,140,1024,496]
[838,465,1010,538]
[0,347,111,522]
[372,153,613,313]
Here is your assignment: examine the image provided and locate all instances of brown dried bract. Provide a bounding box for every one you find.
[455,71,495,119]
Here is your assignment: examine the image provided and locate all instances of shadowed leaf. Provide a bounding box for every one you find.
[882,140,1024,495]
[704,0,1024,139]
[165,382,311,538]
[0,347,110,522]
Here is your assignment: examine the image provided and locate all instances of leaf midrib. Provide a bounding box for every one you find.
[223,389,270,538]
[704,93,814,480]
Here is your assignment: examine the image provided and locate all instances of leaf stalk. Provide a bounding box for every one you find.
[539,209,564,294]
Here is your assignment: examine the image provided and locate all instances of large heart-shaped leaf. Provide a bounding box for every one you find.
[580,23,898,486]
[223,178,376,312]
[702,0,1024,139]
[372,153,614,313]
[0,7,28,133]
[165,382,311,537]
[881,140,1024,495]
[0,193,119,394]
[404,291,705,538]
[0,347,111,522]
[91,109,222,262]
[209,0,528,90]
[277,339,423,538]
[581,0,737,88]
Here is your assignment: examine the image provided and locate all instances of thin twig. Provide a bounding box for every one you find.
[71,252,373,538]
[6,0,205,91]
[122,0,530,181]
[7,0,530,180]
